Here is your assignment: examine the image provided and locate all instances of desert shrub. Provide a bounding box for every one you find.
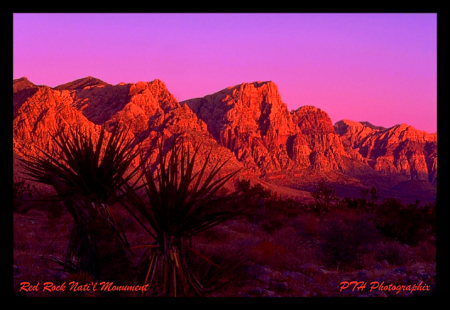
[311,182,338,214]
[299,202,319,214]
[236,179,251,192]
[267,195,301,221]
[317,216,379,271]
[188,244,247,294]
[292,214,320,244]
[341,187,378,212]
[412,239,436,263]
[357,187,378,210]
[373,198,435,246]
[235,180,272,224]
[342,197,359,210]
[374,241,411,266]
[260,218,284,235]
[341,196,370,212]
[250,240,287,264]
[272,197,301,219]
[236,181,302,223]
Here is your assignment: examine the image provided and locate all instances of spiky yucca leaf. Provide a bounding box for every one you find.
[19,123,141,283]
[121,138,252,296]
[20,123,141,203]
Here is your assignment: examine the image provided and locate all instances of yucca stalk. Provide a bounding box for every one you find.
[19,123,141,284]
[121,137,252,296]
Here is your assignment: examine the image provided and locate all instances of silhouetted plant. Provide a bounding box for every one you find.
[318,216,379,270]
[236,179,251,192]
[311,182,338,214]
[19,123,141,284]
[261,194,300,220]
[342,196,359,210]
[120,138,252,296]
[341,187,379,212]
[188,244,246,293]
[373,198,435,246]
[251,183,272,199]
[235,180,272,224]
[356,187,378,211]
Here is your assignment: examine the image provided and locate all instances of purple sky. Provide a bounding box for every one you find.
[13,13,437,133]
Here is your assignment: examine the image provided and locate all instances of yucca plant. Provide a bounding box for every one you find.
[120,137,251,296]
[19,123,142,284]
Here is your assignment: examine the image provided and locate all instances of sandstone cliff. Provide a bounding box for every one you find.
[13,76,436,202]
[291,106,346,172]
[182,82,346,175]
[13,77,242,182]
[335,120,437,185]
[183,81,298,174]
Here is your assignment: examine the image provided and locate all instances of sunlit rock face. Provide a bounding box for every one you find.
[183,81,347,174]
[335,120,437,185]
[13,76,437,199]
[13,76,242,178]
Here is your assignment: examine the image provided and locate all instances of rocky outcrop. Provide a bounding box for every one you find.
[183,82,346,174]
[13,77,242,181]
[291,106,346,172]
[334,119,381,163]
[335,120,437,185]
[13,76,36,93]
[183,81,300,174]
[13,83,101,157]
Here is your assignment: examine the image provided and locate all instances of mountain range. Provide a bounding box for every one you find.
[13,76,437,203]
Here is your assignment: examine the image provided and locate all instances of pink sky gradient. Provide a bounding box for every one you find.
[13,13,437,133]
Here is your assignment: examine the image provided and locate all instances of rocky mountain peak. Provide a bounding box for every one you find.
[290,106,346,171]
[54,76,109,91]
[335,120,437,185]
[182,81,300,174]
[183,82,349,174]
[334,120,376,147]
[359,121,386,131]
[291,106,335,134]
[12,77,240,175]
[13,77,36,93]
[237,80,278,93]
